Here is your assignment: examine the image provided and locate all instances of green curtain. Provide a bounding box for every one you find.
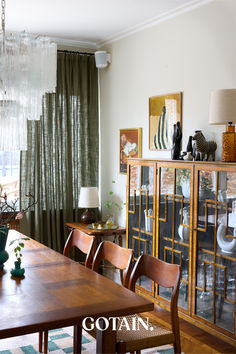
[20,51,98,252]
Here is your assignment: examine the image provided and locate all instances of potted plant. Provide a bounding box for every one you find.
[10,237,30,277]
[0,186,37,270]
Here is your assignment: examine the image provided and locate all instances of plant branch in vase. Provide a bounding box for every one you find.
[104,181,126,227]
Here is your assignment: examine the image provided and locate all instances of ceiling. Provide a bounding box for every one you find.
[4,0,211,48]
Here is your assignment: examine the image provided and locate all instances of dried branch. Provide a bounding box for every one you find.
[0,188,38,227]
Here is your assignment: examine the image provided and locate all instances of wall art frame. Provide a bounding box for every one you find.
[149,92,182,151]
[119,128,142,174]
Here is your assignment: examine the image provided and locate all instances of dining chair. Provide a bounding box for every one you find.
[81,241,134,344]
[39,229,95,354]
[116,254,181,354]
[92,240,134,287]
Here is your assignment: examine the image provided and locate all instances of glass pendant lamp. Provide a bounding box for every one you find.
[0,0,57,151]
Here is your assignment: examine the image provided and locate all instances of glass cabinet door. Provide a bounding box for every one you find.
[127,161,156,295]
[157,163,193,313]
[193,166,236,336]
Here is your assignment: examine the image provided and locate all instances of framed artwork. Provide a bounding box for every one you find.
[149,92,182,151]
[120,128,142,174]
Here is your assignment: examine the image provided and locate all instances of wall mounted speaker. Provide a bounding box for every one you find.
[95,51,111,68]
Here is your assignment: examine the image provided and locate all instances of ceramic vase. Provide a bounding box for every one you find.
[186,136,193,153]
[171,122,182,160]
[216,224,236,253]
[11,261,25,277]
[0,226,9,268]
[181,181,190,199]
[178,208,190,241]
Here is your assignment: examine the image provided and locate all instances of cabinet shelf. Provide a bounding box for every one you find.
[131,226,153,236]
[163,236,189,248]
[195,286,235,305]
[160,195,191,204]
[201,248,236,262]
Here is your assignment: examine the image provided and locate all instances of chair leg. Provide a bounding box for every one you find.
[43,331,48,354]
[174,339,181,354]
[73,324,82,354]
[38,332,43,352]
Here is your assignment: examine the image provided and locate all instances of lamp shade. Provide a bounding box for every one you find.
[79,187,99,208]
[209,89,236,125]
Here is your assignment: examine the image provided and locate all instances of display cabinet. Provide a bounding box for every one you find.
[127,161,156,296]
[126,159,236,345]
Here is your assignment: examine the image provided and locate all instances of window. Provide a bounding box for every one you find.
[0,151,20,204]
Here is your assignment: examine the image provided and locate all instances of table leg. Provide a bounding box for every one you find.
[96,318,116,354]
[73,324,82,354]
[43,331,48,354]
[118,234,123,247]
[38,332,43,352]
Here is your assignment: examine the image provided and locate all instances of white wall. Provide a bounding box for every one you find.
[100,0,236,227]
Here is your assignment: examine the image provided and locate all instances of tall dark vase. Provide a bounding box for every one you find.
[186,136,193,153]
[171,122,182,160]
[0,226,9,268]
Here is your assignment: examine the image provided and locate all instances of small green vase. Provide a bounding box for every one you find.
[11,261,25,277]
[0,226,9,268]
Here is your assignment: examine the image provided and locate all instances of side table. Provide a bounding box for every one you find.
[65,222,126,248]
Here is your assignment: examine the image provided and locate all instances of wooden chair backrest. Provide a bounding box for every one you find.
[128,254,181,343]
[63,229,95,268]
[92,241,133,288]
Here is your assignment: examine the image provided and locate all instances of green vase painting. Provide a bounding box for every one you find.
[0,226,9,268]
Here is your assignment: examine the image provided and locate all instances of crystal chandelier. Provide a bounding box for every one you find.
[0,0,57,151]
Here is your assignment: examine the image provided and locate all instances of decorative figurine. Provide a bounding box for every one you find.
[171,122,182,160]
[192,131,217,161]
[183,152,193,161]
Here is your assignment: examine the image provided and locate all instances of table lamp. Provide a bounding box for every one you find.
[209,89,236,161]
[79,187,99,224]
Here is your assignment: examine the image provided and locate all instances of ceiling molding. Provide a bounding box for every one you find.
[5,31,98,50]
[52,37,98,50]
[97,0,215,48]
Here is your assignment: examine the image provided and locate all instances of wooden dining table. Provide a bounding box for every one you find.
[0,230,154,353]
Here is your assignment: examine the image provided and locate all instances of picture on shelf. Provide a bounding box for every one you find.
[149,92,182,151]
[119,128,142,174]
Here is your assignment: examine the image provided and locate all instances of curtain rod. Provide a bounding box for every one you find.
[58,49,94,56]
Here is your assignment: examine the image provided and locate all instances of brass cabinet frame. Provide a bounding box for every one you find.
[126,158,236,346]
[156,162,193,316]
[126,160,157,297]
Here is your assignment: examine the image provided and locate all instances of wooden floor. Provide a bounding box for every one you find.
[142,305,236,354]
